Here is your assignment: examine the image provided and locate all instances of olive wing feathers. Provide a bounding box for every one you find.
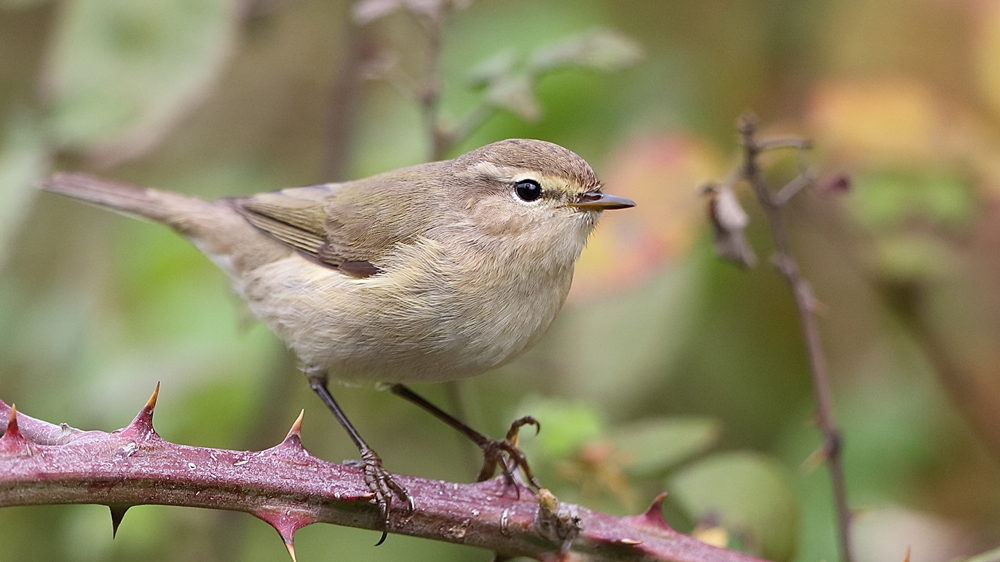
[231,169,444,277]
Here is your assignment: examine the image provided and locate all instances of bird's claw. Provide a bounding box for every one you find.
[476,416,541,493]
[356,449,413,545]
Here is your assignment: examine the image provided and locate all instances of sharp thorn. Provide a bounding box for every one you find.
[628,492,673,530]
[109,505,131,538]
[283,537,298,562]
[146,382,161,410]
[123,382,161,438]
[6,403,17,434]
[267,410,313,457]
[0,404,34,454]
[374,529,388,546]
[282,410,304,443]
[255,509,315,559]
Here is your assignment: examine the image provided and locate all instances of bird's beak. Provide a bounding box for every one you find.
[569,191,636,210]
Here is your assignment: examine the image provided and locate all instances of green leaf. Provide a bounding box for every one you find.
[872,233,953,282]
[848,170,975,232]
[43,0,238,163]
[847,172,912,231]
[669,451,800,562]
[467,49,518,89]
[516,397,605,459]
[462,28,641,128]
[0,110,50,271]
[920,171,975,226]
[486,74,542,121]
[608,417,721,478]
[528,28,642,75]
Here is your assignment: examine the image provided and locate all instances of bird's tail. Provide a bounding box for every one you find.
[40,172,223,238]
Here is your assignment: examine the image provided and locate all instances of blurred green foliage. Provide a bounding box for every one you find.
[670,452,799,561]
[3,1,1000,561]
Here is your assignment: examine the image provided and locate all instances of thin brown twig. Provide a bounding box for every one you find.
[734,115,855,562]
[320,10,374,182]
[383,3,498,159]
[449,101,494,149]
[772,170,816,207]
[416,7,450,160]
[754,137,812,152]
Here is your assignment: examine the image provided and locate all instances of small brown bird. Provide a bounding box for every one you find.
[41,138,634,531]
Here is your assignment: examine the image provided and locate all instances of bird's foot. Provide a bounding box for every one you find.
[475,416,541,493]
[349,449,414,545]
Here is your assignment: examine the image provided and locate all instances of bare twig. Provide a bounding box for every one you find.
[321,10,375,182]
[448,101,494,150]
[772,170,816,207]
[729,115,855,562]
[416,6,450,160]
[754,136,812,152]
[0,393,766,562]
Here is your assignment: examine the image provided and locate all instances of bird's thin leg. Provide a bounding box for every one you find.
[389,384,540,489]
[308,378,413,545]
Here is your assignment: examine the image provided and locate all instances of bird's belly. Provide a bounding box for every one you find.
[237,254,570,384]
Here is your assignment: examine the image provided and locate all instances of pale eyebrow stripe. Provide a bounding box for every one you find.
[470,162,570,189]
[471,162,522,182]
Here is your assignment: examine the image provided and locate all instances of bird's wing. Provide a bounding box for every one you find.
[231,168,443,277]
[234,187,329,255]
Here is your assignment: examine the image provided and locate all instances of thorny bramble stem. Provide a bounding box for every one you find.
[0,394,767,562]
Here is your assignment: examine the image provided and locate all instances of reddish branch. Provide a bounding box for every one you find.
[0,388,765,562]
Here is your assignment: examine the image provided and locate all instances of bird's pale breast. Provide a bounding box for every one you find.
[237,233,577,383]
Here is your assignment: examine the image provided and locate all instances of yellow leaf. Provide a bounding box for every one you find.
[806,79,942,165]
[975,2,1000,123]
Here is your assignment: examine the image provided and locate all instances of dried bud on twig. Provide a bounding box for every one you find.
[703,183,757,268]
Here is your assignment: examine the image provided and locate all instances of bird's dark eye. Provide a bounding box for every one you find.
[514,179,542,202]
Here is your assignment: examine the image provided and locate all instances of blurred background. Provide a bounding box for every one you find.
[2,0,1000,561]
